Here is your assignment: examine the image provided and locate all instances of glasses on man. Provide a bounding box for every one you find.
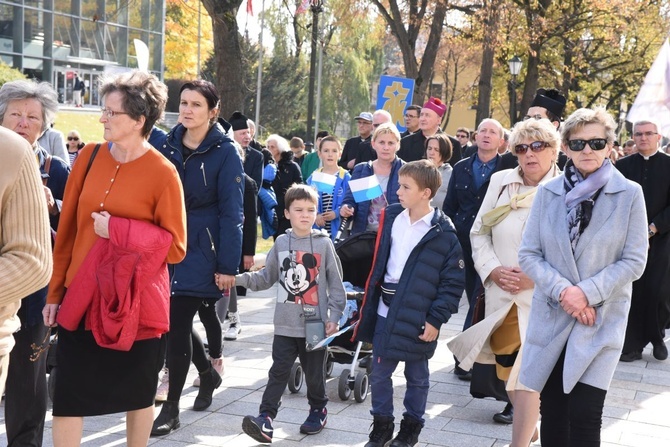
[67,136,79,141]
[456,134,468,139]
[404,113,418,119]
[523,114,544,121]
[100,108,128,118]
[567,138,608,151]
[633,131,658,138]
[514,141,550,155]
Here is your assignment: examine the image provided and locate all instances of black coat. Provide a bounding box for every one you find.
[273,150,303,220]
[244,146,264,191]
[354,204,464,361]
[617,152,670,350]
[398,130,463,167]
[339,135,371,170]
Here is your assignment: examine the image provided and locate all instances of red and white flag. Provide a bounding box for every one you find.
[627,38,670,138]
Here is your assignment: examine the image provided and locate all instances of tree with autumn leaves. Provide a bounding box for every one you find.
[165,0,670,135]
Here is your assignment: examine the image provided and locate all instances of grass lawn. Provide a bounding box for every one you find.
[54,109,277,256]
[256,223,275,253]
[53,109,104,144]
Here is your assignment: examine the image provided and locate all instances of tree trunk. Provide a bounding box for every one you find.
[518,44,541,117]
[414,2,447,102]
[202,0,246,118]
[475,0,499,126]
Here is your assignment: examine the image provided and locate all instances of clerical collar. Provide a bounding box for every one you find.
[640,149,659,161]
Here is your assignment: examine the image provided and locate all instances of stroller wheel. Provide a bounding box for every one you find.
[324,356,334,378]
[288,362,303,393]
[354,371,369,403]
[338,368,353,401]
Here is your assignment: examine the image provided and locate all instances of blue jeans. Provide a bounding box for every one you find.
[370,316,429,424]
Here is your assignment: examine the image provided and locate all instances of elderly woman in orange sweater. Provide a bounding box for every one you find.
[42,71,187,447]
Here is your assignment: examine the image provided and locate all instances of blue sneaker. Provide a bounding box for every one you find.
[242,413,273,444]
[300,407,327,435]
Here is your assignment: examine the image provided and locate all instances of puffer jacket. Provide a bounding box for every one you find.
[57,217,173,351]
[155,122,244,298]
[341,157,405,235]
[354,204,465,361]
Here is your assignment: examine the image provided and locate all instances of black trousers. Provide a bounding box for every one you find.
[259,335,327,418]
[167,296,213,402]
[539,349,607,447]
[6,323,49,447]
[197,300,223,358]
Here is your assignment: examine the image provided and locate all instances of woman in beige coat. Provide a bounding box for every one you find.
[448,119,562,445]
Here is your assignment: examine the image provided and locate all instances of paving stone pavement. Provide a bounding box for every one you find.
[1,285,669,446]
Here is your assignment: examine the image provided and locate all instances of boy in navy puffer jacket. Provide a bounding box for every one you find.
[355,160,465,447]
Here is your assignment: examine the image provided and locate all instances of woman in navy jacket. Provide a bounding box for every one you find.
[340,123,405,236]
[152,80,244,435]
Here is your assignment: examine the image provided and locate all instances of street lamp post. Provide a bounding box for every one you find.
[507,55,523,127]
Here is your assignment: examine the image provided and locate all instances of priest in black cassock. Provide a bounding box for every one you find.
[616,119,670,362]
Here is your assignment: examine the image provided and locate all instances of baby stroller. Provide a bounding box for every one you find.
[288,230,377,403]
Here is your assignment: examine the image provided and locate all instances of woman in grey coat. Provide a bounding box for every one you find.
[517,108,648,446]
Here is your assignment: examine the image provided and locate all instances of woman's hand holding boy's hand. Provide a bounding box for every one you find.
[326,321,338,336]
[418,322,438,342]
[214,273,235,290]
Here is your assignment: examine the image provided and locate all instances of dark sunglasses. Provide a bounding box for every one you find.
[567,138,607,151]
[67,136,79,141]
[514,141,550,155]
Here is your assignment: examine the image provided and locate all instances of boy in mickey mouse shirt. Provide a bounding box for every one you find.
[236,184,346,444]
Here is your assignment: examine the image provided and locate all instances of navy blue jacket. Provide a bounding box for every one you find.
[342,157,405,235]
[354,204,465,361]
[442,153,508,255]
[156,122,244,298]
[21,148,70,327]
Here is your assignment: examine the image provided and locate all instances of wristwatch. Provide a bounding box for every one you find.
[648,228,656,237]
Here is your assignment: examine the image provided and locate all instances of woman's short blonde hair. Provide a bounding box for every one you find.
[561,108,616,145]
[372,122,400,142]
[509,119,561,162]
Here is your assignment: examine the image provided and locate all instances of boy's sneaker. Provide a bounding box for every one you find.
[224,312,241,340]
[300,407,327,435]
[242,413,273,444]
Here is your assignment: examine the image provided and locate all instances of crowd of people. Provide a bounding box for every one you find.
[0,72,668,447]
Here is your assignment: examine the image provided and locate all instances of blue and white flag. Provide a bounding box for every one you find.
[310,171,337,194]
[349,175,384,203]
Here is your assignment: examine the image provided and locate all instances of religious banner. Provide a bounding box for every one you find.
[376,75,415,133]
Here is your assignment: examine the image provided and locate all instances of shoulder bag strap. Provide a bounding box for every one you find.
[84,143,102,180]
[42,155,52,186]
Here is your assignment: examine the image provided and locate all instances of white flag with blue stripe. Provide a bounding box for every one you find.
[349,175,384,203]
[310,171,337,194]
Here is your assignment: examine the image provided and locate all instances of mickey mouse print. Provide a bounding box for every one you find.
[277,250,321,305]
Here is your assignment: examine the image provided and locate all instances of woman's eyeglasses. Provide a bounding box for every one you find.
[514,141,550,154]
[67,136,79,141]
[567,138,608,151]
[100,108,128,118]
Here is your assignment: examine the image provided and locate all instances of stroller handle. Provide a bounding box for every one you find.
[334,217,350,244]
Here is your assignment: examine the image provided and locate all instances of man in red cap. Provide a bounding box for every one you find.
[398,97,462,166]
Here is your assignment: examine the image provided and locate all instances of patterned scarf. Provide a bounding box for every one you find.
[564,158,612,251]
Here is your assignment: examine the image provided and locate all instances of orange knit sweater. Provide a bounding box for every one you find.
[47,143,187,305]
